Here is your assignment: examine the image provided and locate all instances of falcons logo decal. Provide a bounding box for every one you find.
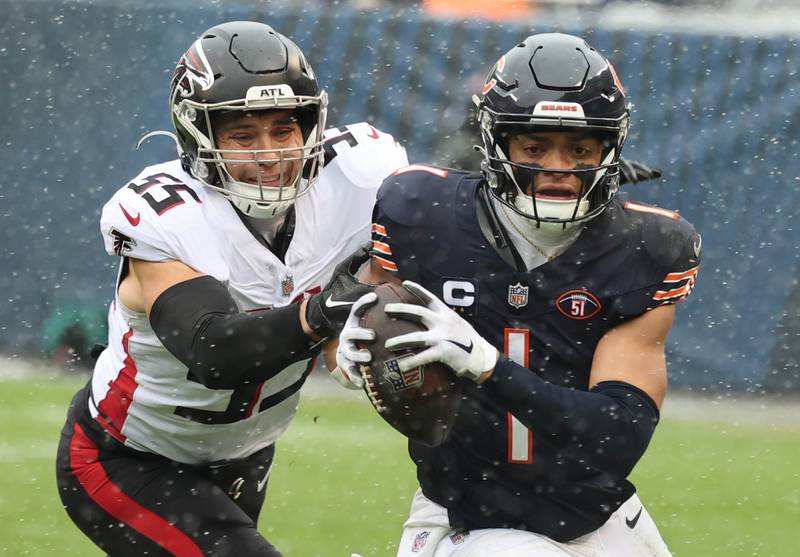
[172,39,214,98]
[109,227,136,256]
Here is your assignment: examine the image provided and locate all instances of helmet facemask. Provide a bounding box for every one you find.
[172,85,328,219]
[478,104,628,231]
[473,33,631,232]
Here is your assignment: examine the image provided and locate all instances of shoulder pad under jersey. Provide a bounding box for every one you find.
[99,160,222,266]
[622,200,702,270]
[370,166,477,277]
[621,199,702,306]
[376,164,473,227]
[322,122,408,191]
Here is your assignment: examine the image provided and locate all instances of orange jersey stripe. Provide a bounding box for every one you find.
[371,223,387,236]
[664,266,700,282]
[394,164,449,178]
[654,285,689,300]
[374,255,398,272]
[372,240,392,255]
[623,201,679,220]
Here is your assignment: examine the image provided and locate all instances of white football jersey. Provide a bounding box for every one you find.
[91,123,407,465]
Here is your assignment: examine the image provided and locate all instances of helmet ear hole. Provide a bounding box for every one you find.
[295,107,317,142]
[192,160,210,179]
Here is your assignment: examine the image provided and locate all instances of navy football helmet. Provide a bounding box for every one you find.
[475,33,630,227]
[168,21,328,218]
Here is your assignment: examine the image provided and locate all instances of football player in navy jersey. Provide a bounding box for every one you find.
[335,33,700,556]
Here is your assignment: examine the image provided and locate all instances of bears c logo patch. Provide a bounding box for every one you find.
[555,290,602,320]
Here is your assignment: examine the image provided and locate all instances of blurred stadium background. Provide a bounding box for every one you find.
[0,0,798,555]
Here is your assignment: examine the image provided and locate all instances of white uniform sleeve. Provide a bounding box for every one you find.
[286,124,408,293]
[323,122,409,190]
[99,164,227,279]
[100,188,173,261]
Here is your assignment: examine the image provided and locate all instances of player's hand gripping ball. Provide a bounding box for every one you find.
[357,283,463,446]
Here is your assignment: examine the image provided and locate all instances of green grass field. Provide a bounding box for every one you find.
[0,371,797,557]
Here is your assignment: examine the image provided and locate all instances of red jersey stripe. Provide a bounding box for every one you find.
[95,328,138,443]
[69,423,204,557]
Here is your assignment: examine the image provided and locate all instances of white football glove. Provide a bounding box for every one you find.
[384,281,498,382]
[331,292,378,390]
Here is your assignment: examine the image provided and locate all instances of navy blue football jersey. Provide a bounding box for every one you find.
[370,165,701,542]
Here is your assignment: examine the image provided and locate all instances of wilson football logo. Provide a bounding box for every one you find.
[555,290,602,320]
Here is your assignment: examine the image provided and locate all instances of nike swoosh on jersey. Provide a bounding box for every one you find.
[119,203,140,226]
[257,466,272,492]
[626,507,643,529]
[367,125,380,139]
[325,295,355,308]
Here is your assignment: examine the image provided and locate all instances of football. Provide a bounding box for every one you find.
[358,282,462,446]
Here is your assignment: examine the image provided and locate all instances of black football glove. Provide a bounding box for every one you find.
[618,158,662,184]
[305,244,376,339]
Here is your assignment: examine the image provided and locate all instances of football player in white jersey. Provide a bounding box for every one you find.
[56,21,408,556]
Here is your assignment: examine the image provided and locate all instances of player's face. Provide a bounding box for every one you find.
[214,109,304,188]
[508,131,603,199]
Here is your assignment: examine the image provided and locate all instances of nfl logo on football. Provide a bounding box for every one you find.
[383,356,423,392]
[508,283,529,309]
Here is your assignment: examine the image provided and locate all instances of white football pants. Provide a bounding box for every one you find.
[395,488,673,557]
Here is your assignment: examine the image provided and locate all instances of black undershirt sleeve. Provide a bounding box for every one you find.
[484,357,660,479]
[149,275,319,389]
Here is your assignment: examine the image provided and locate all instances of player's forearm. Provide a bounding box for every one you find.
[484,357,659,478]
[150,276,319,389]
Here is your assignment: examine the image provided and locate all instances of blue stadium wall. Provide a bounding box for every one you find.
[1,0,798,391]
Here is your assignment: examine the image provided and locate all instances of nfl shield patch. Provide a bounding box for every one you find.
[281,274,294,297]
[383,355,424,392]
[449,528,469,545]
[411,530,430,553]
[508,282,529,309]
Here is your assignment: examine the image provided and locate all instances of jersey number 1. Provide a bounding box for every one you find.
[505,328,533,464]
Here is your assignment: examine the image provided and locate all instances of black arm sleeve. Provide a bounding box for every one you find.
[484,357,660,478]
[149,275,319,389]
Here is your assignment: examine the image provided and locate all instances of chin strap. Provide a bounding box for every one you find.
[475,185,527,272]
